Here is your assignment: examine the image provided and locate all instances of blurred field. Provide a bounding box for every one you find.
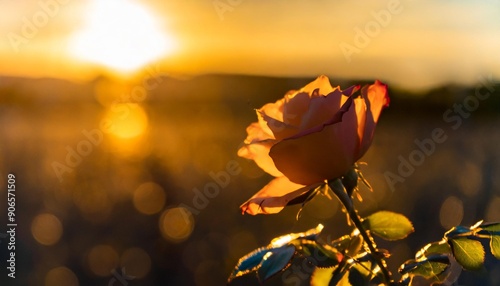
[0,74,500,285]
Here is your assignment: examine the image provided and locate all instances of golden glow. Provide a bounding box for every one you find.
[69,0,175,73]
[105,103,148,139]
[72,185,113,223]
[133,182,166,215]
[45,267,79,286]
[87,245,119,277]
[120,248,151,278]
[31,213,63,246]
[439,196,464,229]
[159,207,194,243]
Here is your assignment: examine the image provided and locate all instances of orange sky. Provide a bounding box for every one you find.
[1,0,500,90]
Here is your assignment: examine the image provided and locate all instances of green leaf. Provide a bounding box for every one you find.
[490,235,500,259]
[330,266,351,286]
[450,237,485,271]
[271,224,324,247]
[480,222,500,232]
[257,245,295,281]
[399,254,450,282]
[349,257,379,285]
[311,267,336,286]
[415,240,451,260]
[229,247,270,280]
[363,211,414,241]
[478,222,500,236]
[311,266,353,286]
[300,241,343,268]
[331,234,364,256]
[408,261,449,279]
[445,225,474,238]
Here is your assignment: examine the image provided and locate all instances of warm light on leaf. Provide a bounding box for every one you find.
[270,224,323,247]
[230,247,270,280]
[415,240,451,260]
[299,241,343,268]
[363,211,414,241]
[444,225,474,238]
[229,224,325,283]
[331,234,364,256]
[400,259,449,280]
[257,245,295,282]
[490,236,500,260]
[478,222,500,236]
[450,237,485,271]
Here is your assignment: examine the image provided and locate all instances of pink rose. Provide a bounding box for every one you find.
[238,75,389,215]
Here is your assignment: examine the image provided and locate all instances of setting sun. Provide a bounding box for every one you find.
[69,0,176,73]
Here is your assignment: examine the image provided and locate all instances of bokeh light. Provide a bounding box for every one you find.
[45,267,79,286]
[120,247,152,278]
[133,182,166,215]
[104,103,148,139]
[457,162,482,197]
[159,207,194,243]
[73,186,113,223]
[439,196,464,229]
[87,245,119,277]
[486,196,500,222]
[31,213,63,246]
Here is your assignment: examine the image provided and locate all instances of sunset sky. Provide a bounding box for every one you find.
[1,0,499,90]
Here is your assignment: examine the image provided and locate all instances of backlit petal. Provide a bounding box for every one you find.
[238,142,283,177]
[358,81,389,157]
[240,177,308,215]
[299,75,336,96]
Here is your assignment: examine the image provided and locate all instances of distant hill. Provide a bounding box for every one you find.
[0,74,498,114]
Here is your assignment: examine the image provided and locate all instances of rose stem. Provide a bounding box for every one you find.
[328,180,395,286]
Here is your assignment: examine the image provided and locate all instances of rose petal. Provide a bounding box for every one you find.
[238,142,283,177]
[258,110,299,141]
[298,89,343,132]
[352,96,367,159]
[256,99,285,139]
[243,122,273,144]
[342,96,365,163]
[283,95,354,141]
[299,75,336,96]
[358,81,389,157]
[240,176,313,215]
[269,96,360,185]
[283,92,310,127]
